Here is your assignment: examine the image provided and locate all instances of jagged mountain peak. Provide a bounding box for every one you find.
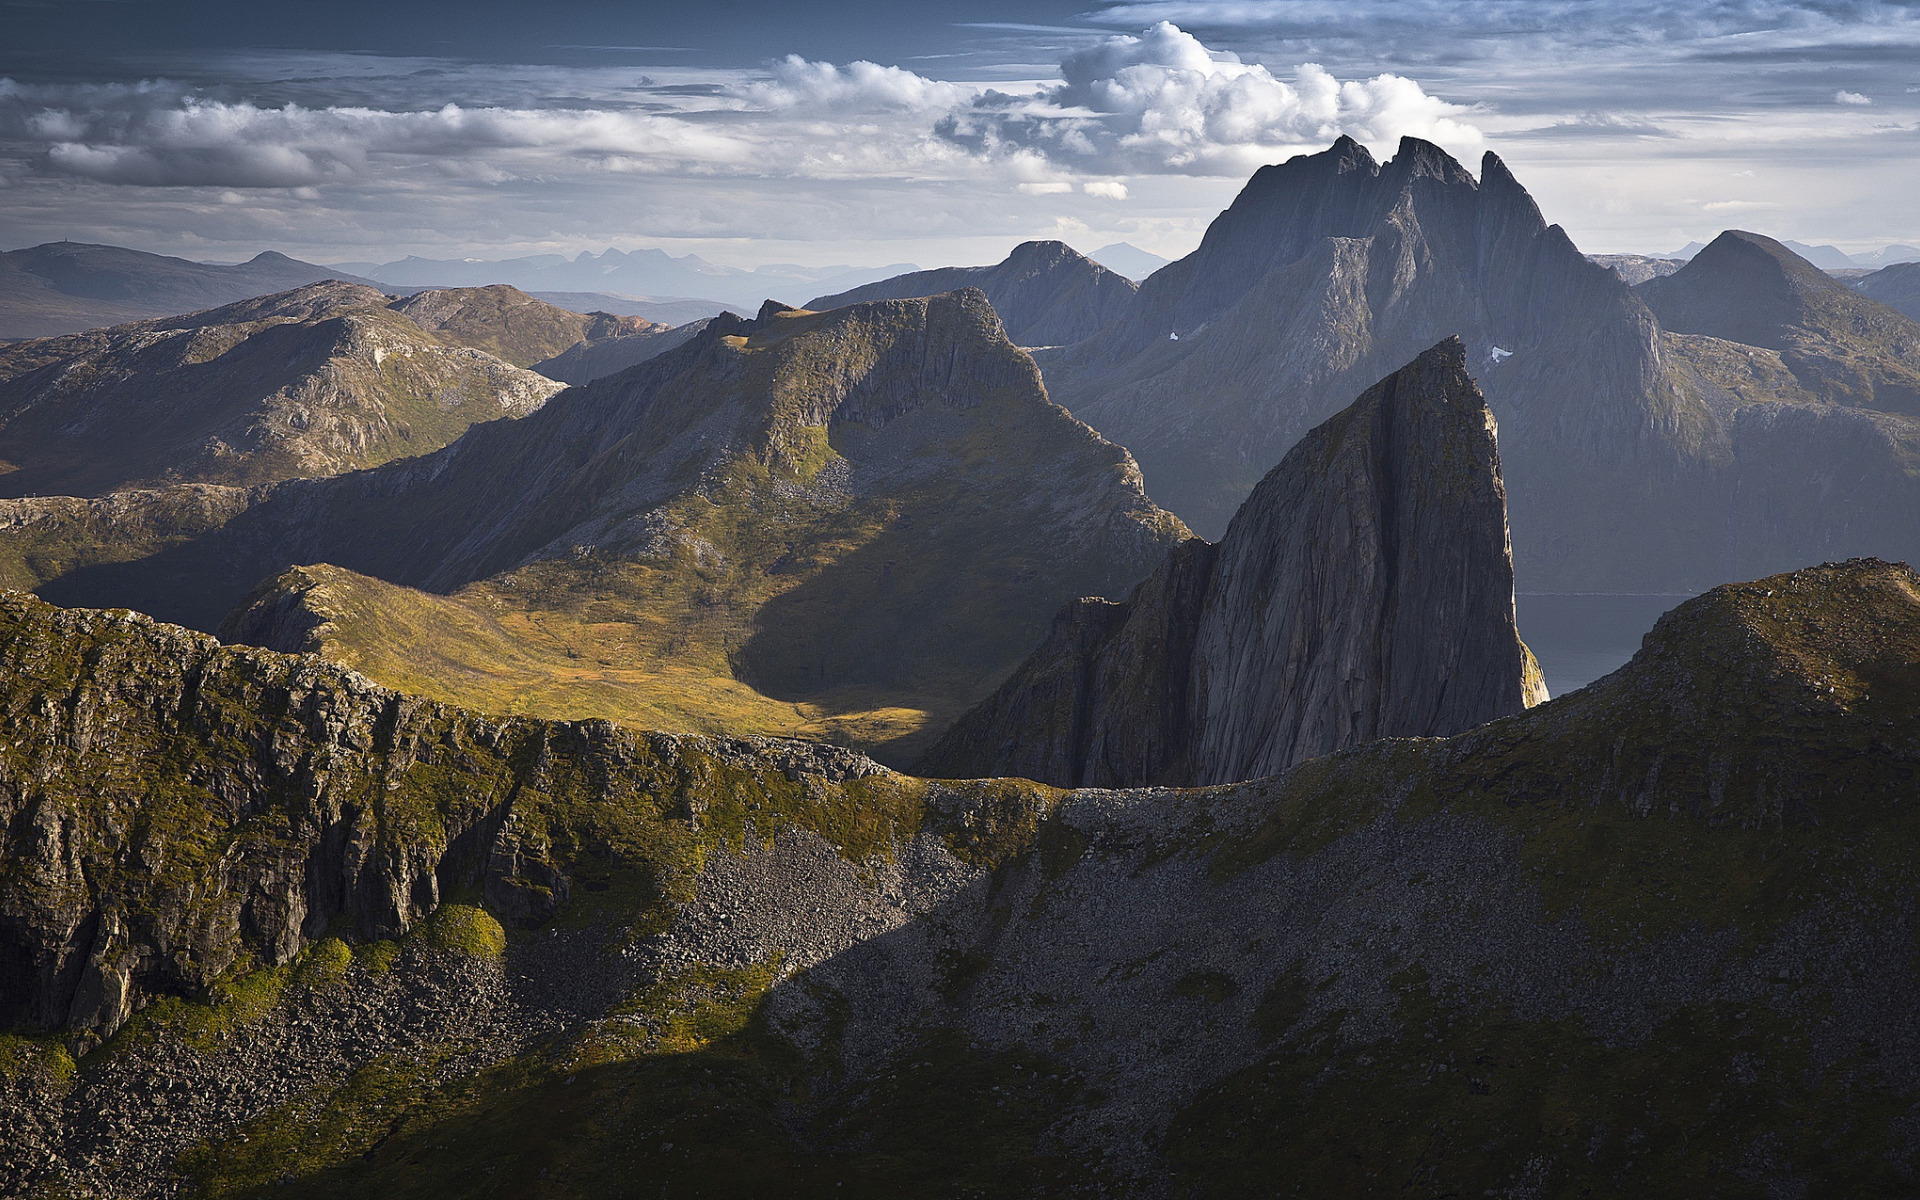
[920,337,1542,787]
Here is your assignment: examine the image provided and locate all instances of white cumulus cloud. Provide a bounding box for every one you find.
[1835,90,1873,105]
[746,56,971,111]
[939,22,1482,175]
[1084,180,1130,199]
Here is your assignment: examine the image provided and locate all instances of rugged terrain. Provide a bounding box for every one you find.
[0,282,564,496]
[0,242,379,340]
[920,339,1546,786]
[2,555,1918,1197]
[808,241,1138,347]
[6,291,1184,760]
[387,285,688,379]
[1035,137,1920,592]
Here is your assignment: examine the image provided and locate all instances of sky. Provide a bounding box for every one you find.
[1,0,1917,270]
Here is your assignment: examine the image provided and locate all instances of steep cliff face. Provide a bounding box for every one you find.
[0,282,563,496]
[0,589,914,1051]
[919,339,1545,787]
[15,290,1185,761]
[5,561,1920,1199]
[807,240,1138,346]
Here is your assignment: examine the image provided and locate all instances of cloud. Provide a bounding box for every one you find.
[1,82,765,188]
[939,22,1481,175]
[1835,89,1873,105]
[1018,181,1075,194]
[1084,179,1129,198]
[745,56,970,111]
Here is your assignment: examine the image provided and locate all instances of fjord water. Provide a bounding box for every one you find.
[1517,591,1698,697]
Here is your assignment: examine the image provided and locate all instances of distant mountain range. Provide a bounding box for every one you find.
[331,247,918,313]
[338,241,1175,312]
[1667,238,1920,270]
[1088,241,1173,279]
[0,242,379,339]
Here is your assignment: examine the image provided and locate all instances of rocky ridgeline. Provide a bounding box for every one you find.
[919,339,1545,787]
[807,240,1138,347]
[4,560,1920,1196]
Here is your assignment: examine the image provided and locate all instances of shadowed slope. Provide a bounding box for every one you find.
[1853,261,1920,321]
[1640,230,1920,413]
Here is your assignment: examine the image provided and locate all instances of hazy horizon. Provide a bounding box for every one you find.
[2,0,1916,271]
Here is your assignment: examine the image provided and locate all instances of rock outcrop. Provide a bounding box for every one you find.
[386,283,667,370]
[919,339,1545,787]
[807,240,1138,346]
[0,282,563,496]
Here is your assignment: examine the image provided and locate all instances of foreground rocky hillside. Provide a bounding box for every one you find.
[0,282,564,495]
[921,339,1545,786]
[808,241,1137,347]
[6,291,1184,760]
[2,555,1917,1196]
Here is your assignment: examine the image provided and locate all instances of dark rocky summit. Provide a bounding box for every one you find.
[919,339,1545,787]
[4,557,1920,1196]
[1039,138,1920,593]
[807,240,1137,346]
[1639,229,1920,411]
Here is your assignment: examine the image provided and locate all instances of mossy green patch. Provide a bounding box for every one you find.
[416,905,506,959]
[0,1032,77,1089]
